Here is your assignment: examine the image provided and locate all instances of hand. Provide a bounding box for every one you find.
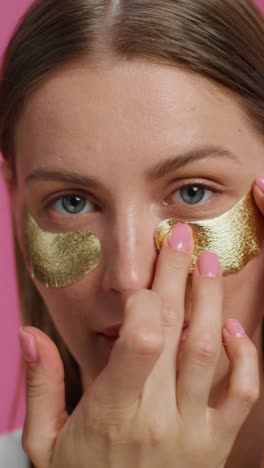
[20,223,259,468]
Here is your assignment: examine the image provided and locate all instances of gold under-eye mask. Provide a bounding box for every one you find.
[23,209,102,288]
[155,191,264,276]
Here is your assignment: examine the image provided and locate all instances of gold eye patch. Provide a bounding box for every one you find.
[155,191,264,275]
[23,210,102,288]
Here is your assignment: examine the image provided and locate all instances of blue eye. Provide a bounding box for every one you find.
[52,194,95,215]
[174,185,212,205]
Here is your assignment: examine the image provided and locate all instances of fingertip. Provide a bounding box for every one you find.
[197,251,222,278]
[255,176,264,194]
[253,180,264,212]
[19,327,39,364]
[167,223,193,253]
[20,325,65,378]
[22,325,49,341]
[221,322,248,360]
[223,319,247,339]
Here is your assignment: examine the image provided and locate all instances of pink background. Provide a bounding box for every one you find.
[1,0,264,436]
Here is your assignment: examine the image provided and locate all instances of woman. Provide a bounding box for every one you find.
[1,0,264,466]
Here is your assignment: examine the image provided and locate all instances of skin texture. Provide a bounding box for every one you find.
[3,59,264,466]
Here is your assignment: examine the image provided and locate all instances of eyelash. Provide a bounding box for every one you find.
[45,182,220,216]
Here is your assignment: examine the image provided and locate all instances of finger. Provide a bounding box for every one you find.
[152,223,193,338]
[135,224,193,416]
[177,252,222,421]
[214,320,259,441]
[253,177,264,216]
[88,289,164,415]
[20,326,68,467]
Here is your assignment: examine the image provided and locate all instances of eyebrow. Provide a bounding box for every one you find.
[146,144,239,180]
[25,144,239,188]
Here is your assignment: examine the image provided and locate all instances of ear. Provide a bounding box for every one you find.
[253,177,264,216]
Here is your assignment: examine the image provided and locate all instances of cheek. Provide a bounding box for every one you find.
[34,271,100,323]
[35,266,102,329]
[222,253,264,336]
[31,277,100,365]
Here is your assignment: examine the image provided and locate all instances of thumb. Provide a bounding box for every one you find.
[19,326,69,466]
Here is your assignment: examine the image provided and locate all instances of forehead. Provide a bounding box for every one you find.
[14,60,256,175]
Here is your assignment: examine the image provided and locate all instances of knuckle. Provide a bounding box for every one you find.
[98,419,125,443]
[161,299,183,330]
[85,401,125,439]
[127,327,164,354]
[25,374,48,400]
[146,427,164,447]
[165,254,190,274]
[186,334,219,366]
[231,383,260,407]
[143,418,169,447]
[231,380,260,405]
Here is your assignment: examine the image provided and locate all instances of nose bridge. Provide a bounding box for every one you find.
[102,203,157,294]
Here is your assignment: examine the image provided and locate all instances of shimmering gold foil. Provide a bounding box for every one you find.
[23,210,102,288]
[155,191,264,275]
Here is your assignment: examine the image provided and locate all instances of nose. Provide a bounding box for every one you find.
[101,207,158,296]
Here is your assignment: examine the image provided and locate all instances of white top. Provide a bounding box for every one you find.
[0,429,29,468]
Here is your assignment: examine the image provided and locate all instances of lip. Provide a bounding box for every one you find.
[97,334,119,351]
[97,324,122,337]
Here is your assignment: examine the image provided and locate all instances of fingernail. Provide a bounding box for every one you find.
[256,176,264,193]
[198,251,220,278]
[168,223,193,252]
[224,319,246,338]
[19,327,39,363]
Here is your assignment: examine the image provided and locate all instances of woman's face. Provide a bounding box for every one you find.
[7,59,264,398]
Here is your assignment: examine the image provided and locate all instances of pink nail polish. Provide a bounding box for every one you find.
[224,319,246,338]
[256,176,264,193]
[169,223,193,252]
[19,327,39,363]
[198,252,220,278]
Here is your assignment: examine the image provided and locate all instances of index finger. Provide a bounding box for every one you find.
[140,223,193,410]
[152,223,193,338]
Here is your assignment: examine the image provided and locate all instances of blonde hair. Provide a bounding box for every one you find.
[1,1,264,466]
